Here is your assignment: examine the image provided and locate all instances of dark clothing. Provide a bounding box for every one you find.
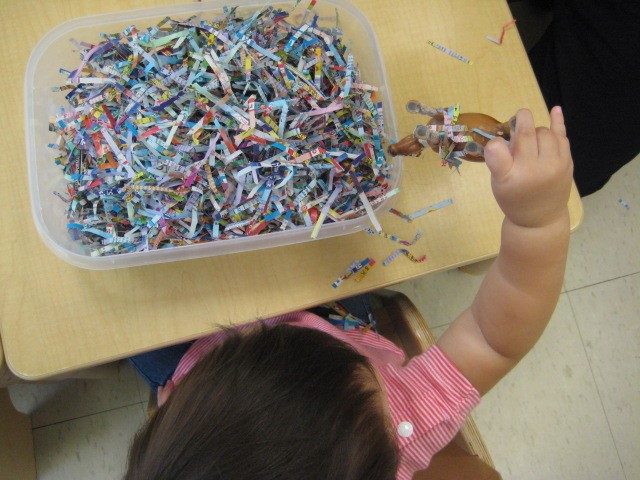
[129,341,194,391]
[527,1,640,195]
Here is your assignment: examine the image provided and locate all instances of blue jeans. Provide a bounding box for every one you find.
[129,342,194,392]
[129,294,374,392]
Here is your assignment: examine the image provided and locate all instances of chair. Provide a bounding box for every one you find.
[0,334,119,480]
[0,337,37,480]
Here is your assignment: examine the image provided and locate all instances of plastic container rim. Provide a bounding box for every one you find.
[24,0,402,269]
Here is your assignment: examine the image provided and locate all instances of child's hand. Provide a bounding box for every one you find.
[484,107,573,228]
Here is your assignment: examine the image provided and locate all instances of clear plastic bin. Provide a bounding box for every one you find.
[24,0,401,269]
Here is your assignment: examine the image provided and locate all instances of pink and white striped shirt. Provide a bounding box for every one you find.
[171,311,479,480]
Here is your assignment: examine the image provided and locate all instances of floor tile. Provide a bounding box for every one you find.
[569,273,640,480]
[30,362,141,428]
[565,154,640,291]
[472,294,625,480]
[388,268,486,327]
[33,403,146,480]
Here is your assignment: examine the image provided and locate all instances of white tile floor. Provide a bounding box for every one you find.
[25,156,639,480]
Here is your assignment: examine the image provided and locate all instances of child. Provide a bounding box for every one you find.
[125,107,573,480]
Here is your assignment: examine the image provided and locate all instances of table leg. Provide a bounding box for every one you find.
[0,388,36,480]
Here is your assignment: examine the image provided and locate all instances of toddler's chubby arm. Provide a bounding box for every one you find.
[437,107,574,394]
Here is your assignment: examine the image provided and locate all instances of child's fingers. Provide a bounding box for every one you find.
[484,137,513,179]
[550,105,573,164]
[559,134,572,162]
[549,106,566,138]
[511,109,538,160]
[536,126,559,161]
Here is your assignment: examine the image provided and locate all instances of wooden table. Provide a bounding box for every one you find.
[0,0,582,380]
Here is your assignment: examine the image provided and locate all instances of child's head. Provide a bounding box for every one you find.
[125,324,399,480]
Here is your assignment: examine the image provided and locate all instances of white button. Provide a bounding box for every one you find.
[397,421,414,438]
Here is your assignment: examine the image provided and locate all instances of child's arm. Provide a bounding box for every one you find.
[437,107,574,395]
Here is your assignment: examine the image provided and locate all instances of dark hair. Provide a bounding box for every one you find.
[125,323,399,480]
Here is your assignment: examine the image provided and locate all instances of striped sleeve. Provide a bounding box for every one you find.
[381,346,480,480]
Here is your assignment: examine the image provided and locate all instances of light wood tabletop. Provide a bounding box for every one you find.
[0,0,582,380]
